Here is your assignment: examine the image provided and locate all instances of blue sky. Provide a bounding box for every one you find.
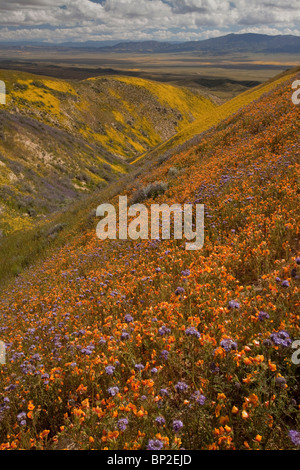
[0,0,299,43]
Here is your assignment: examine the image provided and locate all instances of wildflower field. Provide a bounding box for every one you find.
[0,71,299,450]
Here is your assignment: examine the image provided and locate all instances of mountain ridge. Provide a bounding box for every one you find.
[1,33,300,54]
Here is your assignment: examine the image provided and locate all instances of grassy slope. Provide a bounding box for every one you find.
[132,66,300,165]
[0,69,299,449]
[0,70,215,234]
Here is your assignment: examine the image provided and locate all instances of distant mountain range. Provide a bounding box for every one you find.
[1,33,300,54]
[93,34,300,54]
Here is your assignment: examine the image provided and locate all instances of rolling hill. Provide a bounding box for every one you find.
[0,67,299,450]
[0,71,215,234]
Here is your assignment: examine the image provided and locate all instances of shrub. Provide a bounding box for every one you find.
[46,223,66,238]
[168,167,179,177]
[130,181,168,204]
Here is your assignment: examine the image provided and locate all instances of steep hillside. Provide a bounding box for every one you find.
[0,71,214,234]
[0,70,299,450]
[133,66,300,165]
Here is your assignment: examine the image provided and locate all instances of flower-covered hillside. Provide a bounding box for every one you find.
[0,72,299,450]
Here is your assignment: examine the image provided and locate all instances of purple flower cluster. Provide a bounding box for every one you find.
[124,314,134,323]
[117,418,128,431]
[121,331,130,341]
[185,327,200,338]
[147,439,163,450]
[80,344,95,355]
[173,419,184,433]
[155,416,166,426]
[181,269,190,277]
[17,411,27,427]
[158,325,171,336]
[220,338,238,352]
[270,330,292,347]
[258,311,270,321]
[105,365,115,375]
[108,386,119,396]
[275,376,287,387]
[160,349,169,360]
[175,287,185,296]
[289,430,300,447]
[191,391,206,405]
[175,381,189,392]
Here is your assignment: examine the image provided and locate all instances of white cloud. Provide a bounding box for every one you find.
[0,0,299,42]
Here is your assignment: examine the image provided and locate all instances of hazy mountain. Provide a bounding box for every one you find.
[1,33,300,54]
[99,33,300,54]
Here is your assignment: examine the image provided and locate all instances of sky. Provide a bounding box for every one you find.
[0,0,299,43]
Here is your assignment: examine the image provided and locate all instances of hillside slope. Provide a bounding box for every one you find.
[0,70,299,450]
[0,71,215,234]
[133,66,300,165]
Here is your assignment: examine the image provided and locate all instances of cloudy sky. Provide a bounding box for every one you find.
[0,0,299,43]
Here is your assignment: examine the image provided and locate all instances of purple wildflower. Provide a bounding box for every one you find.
[228,300,240,309]
[175,287,185,296]
[124,314,134,323]
[117,418,128,431]
[258,311,270,321]
[173,420,184,433]
[220,338,238,352]
[185,327,200,338]
[181,269,190,277]
[158,325,171,336]
[191,391,206,405]
[289,430,300,447]
[108,386,119,396]
[105,365,115,375]
[155,416,166,426]
[135,363,144,371]
[121,331,130,341]
[147,439,163,450]
[17,412,27,422]
[175,381,189,392]
[270,330,292,347]
[275,376,286,387]
[160,350,169,360]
